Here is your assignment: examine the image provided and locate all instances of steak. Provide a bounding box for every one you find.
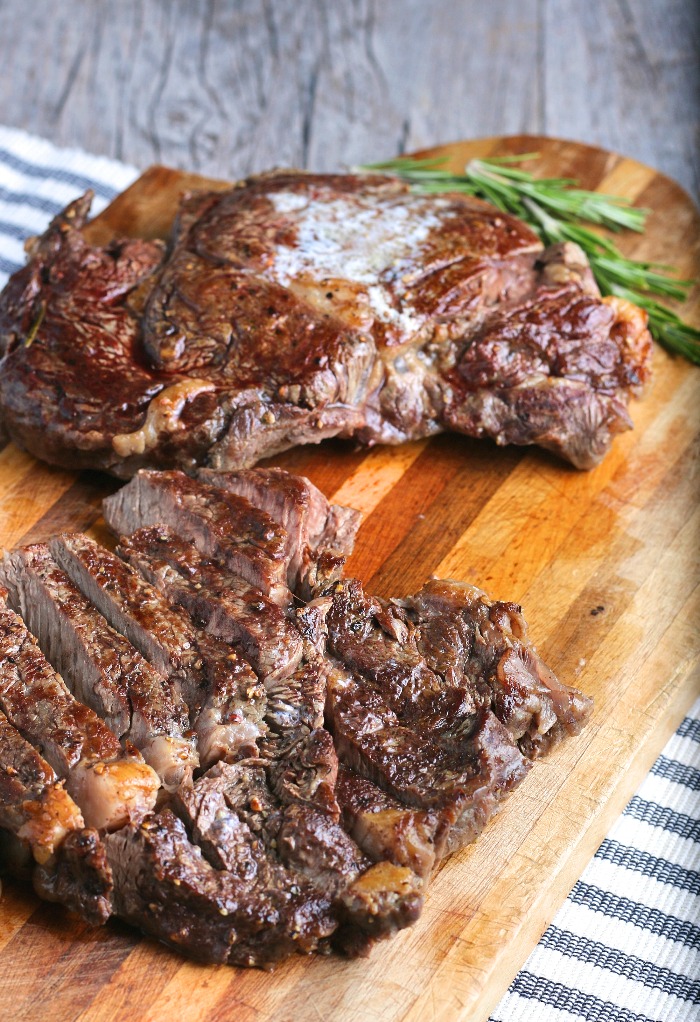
[0,468,593,968]
[0,593,159,831]
[0,175,652,477]
[50,533,268,767]
[1,545,199,791]
[115,525,304,684]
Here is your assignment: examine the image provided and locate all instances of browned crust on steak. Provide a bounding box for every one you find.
[0,177,652,475]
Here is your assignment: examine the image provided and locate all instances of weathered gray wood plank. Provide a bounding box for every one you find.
[0,0,696,197]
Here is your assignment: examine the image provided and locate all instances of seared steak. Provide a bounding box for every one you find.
[0,468,593,968]
[50,533,267,767]
[0,594,159,830]
[0,175,652,476]
[1,545,198,790]
[102,470,291,604]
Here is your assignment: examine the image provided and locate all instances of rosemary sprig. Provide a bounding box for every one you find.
[359,155,700,365]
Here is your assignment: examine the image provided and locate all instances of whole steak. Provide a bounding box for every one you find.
[0,173,652,475]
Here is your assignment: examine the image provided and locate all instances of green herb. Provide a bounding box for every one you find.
[359,155,700,365]
[24,303,45,348]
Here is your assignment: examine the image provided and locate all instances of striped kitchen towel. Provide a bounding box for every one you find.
[0,123,698,1022]
[0,124,137,285]
[489,701,700,1022]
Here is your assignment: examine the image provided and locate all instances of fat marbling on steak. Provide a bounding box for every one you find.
[0,173,652,475]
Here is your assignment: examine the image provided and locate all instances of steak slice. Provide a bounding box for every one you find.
[0,597,158,830]
[50,533,267,767]
[173,759,359,896]
[103,470,290,604]
[0,177,652,478]
[0,708,84,865]
[116,525,302,684]
[198,467,361,594]
[1,545,198,790]
[104,808,336,968]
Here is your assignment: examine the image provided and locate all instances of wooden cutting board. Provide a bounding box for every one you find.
[0,136,698,1022]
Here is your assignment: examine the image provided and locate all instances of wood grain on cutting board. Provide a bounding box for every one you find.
[0,137,698,1022]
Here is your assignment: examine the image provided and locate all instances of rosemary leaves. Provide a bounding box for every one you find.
[359,155,699,366]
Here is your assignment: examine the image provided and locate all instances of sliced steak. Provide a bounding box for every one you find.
[116,525,302,683]
[396,578,593,756]
[0,708,84,865]
[1,545,198,790]
[0,598,159,830]
[104,808,336,968]
[199,467,361,593]
[186,632,266,768]
[103,470,290,603]
[51,533,267,767]
[0,466,594,966]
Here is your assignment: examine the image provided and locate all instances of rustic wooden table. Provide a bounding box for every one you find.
[0,0,697,198]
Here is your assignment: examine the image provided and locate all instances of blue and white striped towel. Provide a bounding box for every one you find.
[0,123,698,1022]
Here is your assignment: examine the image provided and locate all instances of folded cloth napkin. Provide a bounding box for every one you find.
[0,123,698,1022]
